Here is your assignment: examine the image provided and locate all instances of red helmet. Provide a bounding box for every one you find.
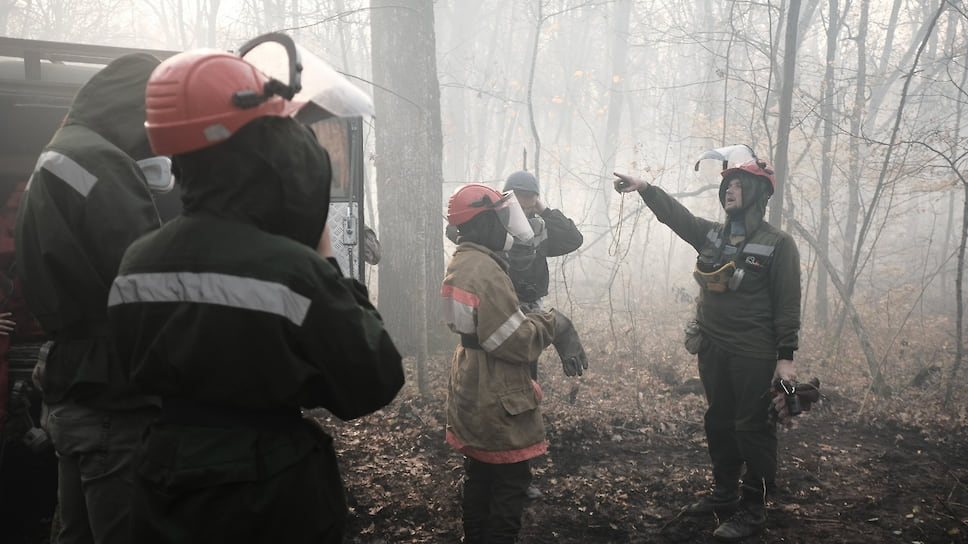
[722,158,776,195]
[145,50,302,156]
[447,184,510,226]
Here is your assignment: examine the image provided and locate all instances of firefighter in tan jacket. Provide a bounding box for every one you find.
[441,183,587,544]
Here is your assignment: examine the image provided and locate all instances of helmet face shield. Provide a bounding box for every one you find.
[447,184,534,249]
[243,40,375,122]
[493,192,534,246]
[694,144,755,182]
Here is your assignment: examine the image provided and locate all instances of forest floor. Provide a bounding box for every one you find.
[327,344,968,544]
[9,323,968,544]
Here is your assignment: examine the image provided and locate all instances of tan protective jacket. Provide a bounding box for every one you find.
[441,242,556,463]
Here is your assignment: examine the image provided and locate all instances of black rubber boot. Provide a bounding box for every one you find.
[712,482,767,541]
[682,487,741,517]
[712,502,767,541]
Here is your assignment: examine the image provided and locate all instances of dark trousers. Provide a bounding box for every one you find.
[462,457,532,544]
[697,341,777,504]
[131,422,346,544]
[46,402,156,544]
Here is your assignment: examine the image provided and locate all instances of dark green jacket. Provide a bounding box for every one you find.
[639,185,800,360]
[14,53,162,407]
[106,118,404,529]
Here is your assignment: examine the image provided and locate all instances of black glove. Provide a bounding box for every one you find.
[552,309,588,376]
[770,378,822,423]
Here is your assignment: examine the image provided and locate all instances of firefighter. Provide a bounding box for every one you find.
[13,53,165,544]
[614,158,800,542]
[442,183,587,543]
[502,170,583,317]
[502,170,583,500]
[105,45,404,543]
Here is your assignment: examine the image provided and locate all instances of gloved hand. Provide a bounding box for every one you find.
[770,377,822,424]
[552,309,588,376]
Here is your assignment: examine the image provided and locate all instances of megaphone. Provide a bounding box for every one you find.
[694,144,756,180]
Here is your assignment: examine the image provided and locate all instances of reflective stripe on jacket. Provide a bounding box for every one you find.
[15,128,161,406]
[108,214,404,420]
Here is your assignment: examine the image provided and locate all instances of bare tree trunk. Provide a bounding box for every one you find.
[867,0,939,127]
[816,0,842,327]
[949,183,968,404]
[937,23,968,403]
[788,218,888,395]
[769,0,800,227]
[371,0,444,396]
[837,0,947,395]
[525,0,542,180]
[825,0,871,359]
[844,0,868,283]
[602,0,630,179]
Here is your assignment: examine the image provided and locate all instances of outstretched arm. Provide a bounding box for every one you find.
[613,172,650,193]
[612,172,714,251]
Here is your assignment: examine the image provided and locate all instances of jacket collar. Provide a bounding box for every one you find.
[456,241,510,272]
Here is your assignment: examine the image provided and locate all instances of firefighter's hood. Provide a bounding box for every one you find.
[63,53,160,160]
[174,116,331,248]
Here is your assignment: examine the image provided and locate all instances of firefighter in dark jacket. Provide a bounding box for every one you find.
[502,170,583,500]
[614,158,800,542]
[14,53,164,544]
[105,48,405,543]
[442,183,587,544]
[502,171,583,315]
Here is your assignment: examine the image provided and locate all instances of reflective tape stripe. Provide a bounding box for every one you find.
[108,271,311,326]
[440,284,477,334]
[440,283,528,351]
[744,243,775,257]
[27,151,98,197]
[481,309,526,352]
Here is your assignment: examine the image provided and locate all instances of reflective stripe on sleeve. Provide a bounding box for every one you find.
[481,309,526,352]
[108,271,312,326]
[706,228,722,246]
[440,284,477,334]
[27,151,98,197]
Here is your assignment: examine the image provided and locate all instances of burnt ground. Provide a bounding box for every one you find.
[9,345,967,544]
[327,352,968,544]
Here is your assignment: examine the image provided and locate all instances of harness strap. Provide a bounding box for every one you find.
[460,333,482,350]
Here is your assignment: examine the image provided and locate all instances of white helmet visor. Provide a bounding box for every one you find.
[493,191,534,245]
